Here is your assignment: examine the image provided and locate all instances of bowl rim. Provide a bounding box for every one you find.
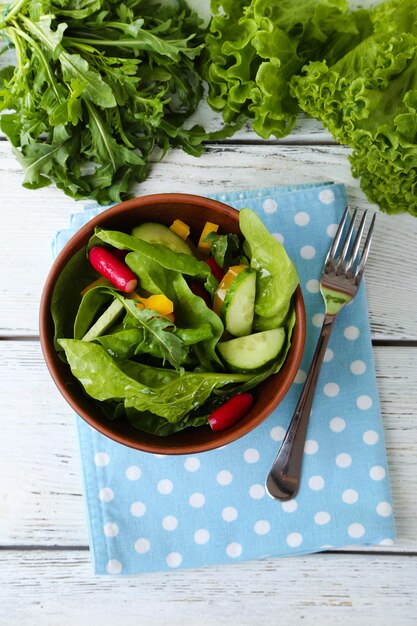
[39,193,306,454]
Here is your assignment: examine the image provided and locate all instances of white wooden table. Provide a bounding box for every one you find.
[1,5,417,624]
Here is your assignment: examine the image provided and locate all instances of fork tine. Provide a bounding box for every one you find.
[355,213,376,281]
[336,208,357,271]
[324,205,349,265]
[345,211,367,273]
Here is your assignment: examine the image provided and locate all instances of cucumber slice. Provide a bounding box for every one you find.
[132,223,192,255]
[82,299,124,342]
[218,328,286,371]
[221,268,256,337]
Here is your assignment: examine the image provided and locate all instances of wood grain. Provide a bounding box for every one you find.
[1,550,416,626]
[0,341,416,551]
[0,141,416,339]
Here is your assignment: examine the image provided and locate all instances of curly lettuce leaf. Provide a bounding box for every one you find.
[203,0,360,138]
[291,0,417,216]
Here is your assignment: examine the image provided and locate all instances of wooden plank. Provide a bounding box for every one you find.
[0,341,416,550]
[0,141,416,339]
[1,550,416,626]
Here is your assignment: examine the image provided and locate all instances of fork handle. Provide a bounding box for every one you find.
[266,314,336,501]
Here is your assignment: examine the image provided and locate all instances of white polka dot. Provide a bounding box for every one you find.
[273,232,284,244]
[222,506,238,522]
[376,501,392,517]
[312,313,324,328]
[157,479,173,494]
[314,511,331,525]
[126,465,141,480]
[324,348,334,362]
[294,369,307,384]
[304,439,319,455]
[342,489,359,504]
[194,529,210,544]
[319,188,335,204]
[167,552,182,568]
[308,475,325,491]
[94,452,110,467]
[324,382,340,397]
[344,325,360,340]
[336,453,352,468]
[254,520,271,535]
[162,516,178,531]
[300,245,316,260]
[130,501,146,517]
[226,542,242,558]
[216,470,233,486]
[263,198,278,213]
[370,466,386,481]
[294,211,310,226]
[270,426,286,441]
[357,396,373,411]
[379,538,394,546]
[106,559,122,574]
[103,522,119,537]
[249,484,265,499]
[363,429,379,444]
[244,448,259,463]
[282,499,298,513]
[350,360,367,375]
[189,492,205,508]
[153,453,166,458]
[184,457,200,472]
[134,538,150,553]
[287,532,303,548]
[326,223,338,237]
[99,487,114,503]
[330,417,345,432]
[306,278,320,293]
[348,523,365,538]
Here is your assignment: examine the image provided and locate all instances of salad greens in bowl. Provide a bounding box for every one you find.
[40,194,306,454]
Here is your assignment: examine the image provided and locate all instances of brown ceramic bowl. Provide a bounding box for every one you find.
[40,193,306,454]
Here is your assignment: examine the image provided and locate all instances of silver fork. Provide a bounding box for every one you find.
[265,206,376,501]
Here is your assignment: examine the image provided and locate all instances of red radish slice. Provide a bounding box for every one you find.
[205,256,225,282]
[208,393,254,431]
[89,247,137,293]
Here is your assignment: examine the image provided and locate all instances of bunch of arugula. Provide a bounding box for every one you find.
[0,0,210,203]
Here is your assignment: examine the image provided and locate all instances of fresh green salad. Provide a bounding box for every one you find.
[52,208,299,435]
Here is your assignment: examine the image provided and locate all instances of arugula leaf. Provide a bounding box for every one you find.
[106,293,183,370]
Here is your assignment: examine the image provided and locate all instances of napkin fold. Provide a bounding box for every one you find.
[53,182,395,575]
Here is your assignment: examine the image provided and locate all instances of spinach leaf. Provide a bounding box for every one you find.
[239,208,299,328]
[125,407,209,436]
[73,285,113,340]
[51,246,98,350]
[94,228,211,279]
[58,339,252,422]
[96,328,144,360]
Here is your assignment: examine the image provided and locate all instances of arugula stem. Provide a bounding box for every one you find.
[2,0,28,22]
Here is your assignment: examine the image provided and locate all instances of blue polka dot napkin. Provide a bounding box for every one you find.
[53,182,395,575]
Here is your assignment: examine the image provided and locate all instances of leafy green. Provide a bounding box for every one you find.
[58,339,251,423]
[239,208,299,328]
[73,284,113,340]
[50,246,98,350]
[204,231,241,268]
[0,0,208,203]
[291,0,417,216]
[202,0,360,138]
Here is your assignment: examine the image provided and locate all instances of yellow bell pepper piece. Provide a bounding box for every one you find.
[170,219,190,240]
[134,294,174,316]
[198,221,219,253]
